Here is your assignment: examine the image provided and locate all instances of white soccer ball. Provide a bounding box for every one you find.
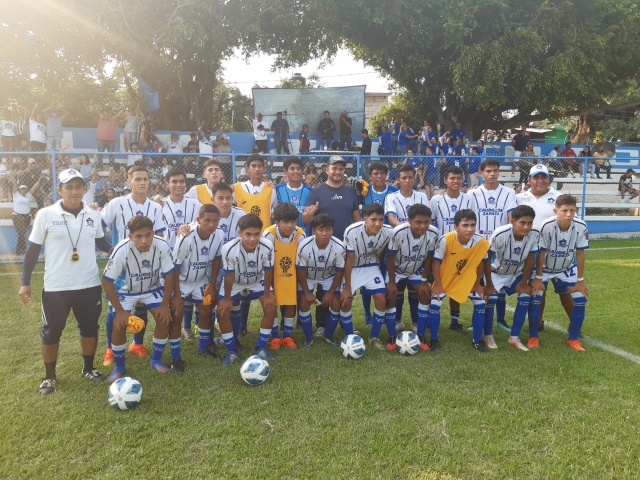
[340,334,366,359]
[240,355,270,385]
[396,331,421,356]
[108,377,142,410]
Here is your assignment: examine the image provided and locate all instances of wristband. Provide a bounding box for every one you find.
[535,275,543,280]
[420,278,429,282]
[577,277,584,282]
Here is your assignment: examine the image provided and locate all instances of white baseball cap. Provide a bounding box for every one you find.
[58,168,86,184]
[28,157,36,164]
[529,164,549,177]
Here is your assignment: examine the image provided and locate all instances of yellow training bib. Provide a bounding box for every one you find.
[195,184,213,205]
[233,183,273,232]
[265,224,303,306]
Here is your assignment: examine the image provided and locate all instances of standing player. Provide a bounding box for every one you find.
[534,195,589,351]
[217,215,277,365]
[263,203,305,349]
[233,154,276,232]
[173,204,224,359]
[469,159,517,332]
[296,214,345,347]
[429,210,490,352]
[274,156,312,231]
[186,158,224,204]
[430,166,476,332]
[385,204,439,350]
[483,205,542,351]
[341,204,392,349]
[19,169,112,395]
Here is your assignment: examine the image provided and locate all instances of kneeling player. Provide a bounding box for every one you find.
[341,203,392,349]
[483,205,542,351]
[217,215,277,365]
[174,204,224,360]
[296,214,345,347]
[102,216,178,381]
[386,204,439,350]
[429,210,490,352]
[263,203,305,350]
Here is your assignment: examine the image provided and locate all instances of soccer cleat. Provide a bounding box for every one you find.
[213,336,224,345]
[238,327,248,337]
[508,337,530,352]
[108,367,126,382]
[314,327,326,338]
[128,343,149,358]
[428,339,441,352]
[324,336,339,347]
[364,312,373,326]
[527,337,540,349]
[102,348,114,366]
[496,320,511,333]
[221,351,241,366]
[395,321,405,331]
[198,344,219,358]
[567,339,586,352]
[368,337,385,350]
[473,341,490,353]
[182,328,194,341]
[449,323,466,333]
[282,337,298,349]
[170,358,185,373]
[411,323,418,334]
[386,337,397,351]
[483,335,498,350]
[302,339,314,348]
[254,347,275,360]
[82,369,106,382]
[39,378,57,395]
[269,338,282,350]
[538,321,545,332]
[418,335,429,351]
[150,361,170,373]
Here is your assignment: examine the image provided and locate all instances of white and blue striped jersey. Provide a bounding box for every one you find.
[221,237,274,286]
[388,223,439,276]
[430,192,476,236]
[296,236,345,281]
[489,224,540,276]
[103,236,176,294]
[218,206,246,243]
[538,217,589,273]
[174,227,224,285]
[385,190,429,223]
[470,184,517,239]
[434,233,488,261]
[102,194,165,243]
[162,196,201,249]
[343,221,392,268]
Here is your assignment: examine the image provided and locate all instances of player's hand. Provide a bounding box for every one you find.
[177,224,192,237]
[218,298,232,317]
[385,283,397,302]
[153,194,165,206]
[484,285,498,298]
[152,304,172,326]
[472,284,485,298]
[530,279,545,295]
[87,202,101,211]
[115,311,130,331]
[431,284,443,299]
[18,286,32,305]
[340,289,353,307]
[321,292,334,308]
[572,281,588,299]
[304,292,317,306]
[515,280,531,296]
[170,295,184,317]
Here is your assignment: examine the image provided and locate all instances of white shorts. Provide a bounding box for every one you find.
[298,277,340,295]
[384,270,422,285]
[490,271,523,294]
[343,265,385,295]
[432,291,484,303]
[542,264,577,291]
[117,288,164,311]
[180,281,208,303]
[218,282,272,301]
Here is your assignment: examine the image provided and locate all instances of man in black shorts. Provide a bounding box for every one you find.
[19,169,113,395]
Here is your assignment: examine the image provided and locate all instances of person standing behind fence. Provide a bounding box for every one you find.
[27,104,47,152]
[299,124,311,155]
[250,113,270,153]
[338,111,353,151]
[317,111,336,150]
[216,133,232,166]
[94,106,124,168]
[123,103,141,152]
[592,145,611,179]
[579,145,595,179]
[1,115,18,152]
[42,102,69,151]
[271,112,290,155]
[12,182,38,256]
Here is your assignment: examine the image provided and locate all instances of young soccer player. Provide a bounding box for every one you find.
[483,205,542,351]
[173,204,224,359]
[263,203,306,349]
[211,182,246,243]
[430,166,477,332]
[341,203,392,349]
[102,216,179,380]
[429,209,490,352]
[186,158,223,204]
[386,204,439,350]
[217,215,277,365]
[534,194,589,351]
[296,214,345,347]
[274,156,312,231]
[233,154,276,232]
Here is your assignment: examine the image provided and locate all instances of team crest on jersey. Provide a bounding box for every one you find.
[135,210,144,216]
[368,240,374,248]
[247,260,257,268]
[220,223,228,232]
[374,198,382,204]
[317,255,325,263]
[141,260,151,269]
[176,209,184,219]
[68,169,77,175]
[513,247,522,255]
[547,198,555,204]
[456,259,468,275]
[279,256,293,276]
[451,205,458,212]
[118,295,125,302]
[291,195,299,203]
[559,239,567,247]
[200,246,209,255]
[488,197,495,204]
[250,206,262,216]
[86,218,94,227]
[412,245,420,251]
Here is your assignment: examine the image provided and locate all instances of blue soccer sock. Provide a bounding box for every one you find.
[362,293,372,324]
[408,291,419,325]
[240,298,250,329]
[510,294,531,337]
[325,309,341,338]
[340,311,353,335]
[395,292,405,323]
[132,304,148,345]
[428,298,442,340]
[496,292,507,322]
[255,328,271,350]
[222,332,237,353]
[169,339,181,360]
[417,302,429,336]
[105,305,114,349]
[283,317,294,338]
[385,308,397,337]
[528,292,543,338]
[198,328,211,352]
[450,309,460,326]
[370,309,385,339]
[298,310,313,341]
[471,299,486,344]
[568,293,587,340]
[183,302,194,330]
[271,317,280,340]
[112,343,126,370]
[231,305,242,339]
[484,293,498,336]
[150,337,168,366]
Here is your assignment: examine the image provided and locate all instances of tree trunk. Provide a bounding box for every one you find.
[570,114,595,144]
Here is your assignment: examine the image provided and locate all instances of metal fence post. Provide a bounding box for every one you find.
[51,150,58,202]
[356,154,361,180]
[580,157,587,220]
[232,152,236,183]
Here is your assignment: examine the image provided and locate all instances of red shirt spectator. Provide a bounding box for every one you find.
[96,109,124,142]
[561,142,577,162]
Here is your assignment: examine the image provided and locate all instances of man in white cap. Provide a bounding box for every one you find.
[18,169,113,395]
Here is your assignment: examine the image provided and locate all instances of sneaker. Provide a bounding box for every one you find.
[483,335,498,350]
[150,361,169,373]
[182,328,194,341]
[102,348,114,366]
[270,338,282,350]
[449,323,466,333]
[395,321,405,331]
[221,350,241,366]
[508,337,530,352]
[39,378,56,395]
[567,339,586,352]
[128,343,149,358]
[418,335,429,351]
[282,337,298,349]
[238,327,248,337]
[82,369,106,382]
[368,337,385,350]
[314,327,326,338]
[527,337,540,349]
[538,322,545,332]
[473,341,490,353]
[496,320,511,333]
[428,339,441,352]
[411,323,418,334]
[386,337,397,351]
[254,347,275,360]
[108,367,126,382]
[170,358,185,373]
[324,336,339,347]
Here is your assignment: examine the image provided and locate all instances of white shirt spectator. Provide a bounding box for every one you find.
[124,115,139,134]
[516,187,561,229]
[13,191,34,214]
[252,120,268,140]
[29,119,47,143]
[1,120,17,137]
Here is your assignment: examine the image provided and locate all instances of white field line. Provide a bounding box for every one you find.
[589,246,640,251]
[0,271,44,276]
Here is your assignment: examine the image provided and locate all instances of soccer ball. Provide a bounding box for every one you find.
[240,355,270,385]
[396,331,421,356]
[340,334,366,359]
[108,377,142,410]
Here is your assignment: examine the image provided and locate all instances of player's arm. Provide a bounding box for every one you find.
[418,252,433,298]
[351,209,361,223]
[325,269,344,304]
[296,267,316,306]
[340,251,355,306]
[101,277,130,331]
[483,252,498,297]
[207,256,222,302]
[574,249,588,298]
[387,213,401,227]
[385,252,397,301]
[18,242,42,305]
[154,269,176,326]
[431,259,443,298]
[472,260,485,297]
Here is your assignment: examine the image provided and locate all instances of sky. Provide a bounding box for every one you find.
[221,48,393,97]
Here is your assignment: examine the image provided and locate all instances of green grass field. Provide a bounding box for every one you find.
[1,239,640,479]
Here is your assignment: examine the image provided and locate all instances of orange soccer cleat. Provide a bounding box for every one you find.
[282,337,298,349]
[567,339,586,352]
[102,348,114,366]
[128,343,149,357]
[269,338,282,350]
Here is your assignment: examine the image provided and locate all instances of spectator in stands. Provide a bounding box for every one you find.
[181,147,201,189]
[127,141,143,167]
[579,145,595,179]
[422,146,439,198]
[77,154,93,180]
[163,132,186,156]
[42,102,69,151]
[0,159,10,201]
[216,133,232,165]
[304,162,317,186]
[105,188,116,204]
[450,120,466,144]
[197,123,216,160]
[123,103,141,152]
[13,138,28,154]
[161,157,170,177]
[442,136,455,156]
[140,137,162,165]
[389,117,401,154]
[1,114,18,152]
[592,145,611,179]
[317,111,336,150]
[187,132,199,151]
[466,146,482,187]
[91,171,108,207]
[147,157,163,195]
[271,112,290,155]
[14,157,39,192]
[250,113,269,153]
[108,162,126,190]
[511,126,530,157]
[58,153,72,170]
[560,141,579,176]
[378,125,392,157]
[94,106,124,168]
[337,110,353,151]
[619,169,638,203]
[12,181,39,255]
[27,104,47,152]
[519,142,539,185]
[138,113,153,144]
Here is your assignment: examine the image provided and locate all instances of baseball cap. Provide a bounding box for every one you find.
[529,164,549,177]
[28,157,36,164]
[58,168,86,184]
[327,155,346,166]
[626,168,635,174]
[18,184,28,190]
[221,134,230,140]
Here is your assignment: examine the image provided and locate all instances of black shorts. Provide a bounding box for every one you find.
[40,285,103,345]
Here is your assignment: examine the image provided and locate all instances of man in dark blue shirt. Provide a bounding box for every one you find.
[271,112,290,154]
[317,111,336,150]
[450,121,466,144]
